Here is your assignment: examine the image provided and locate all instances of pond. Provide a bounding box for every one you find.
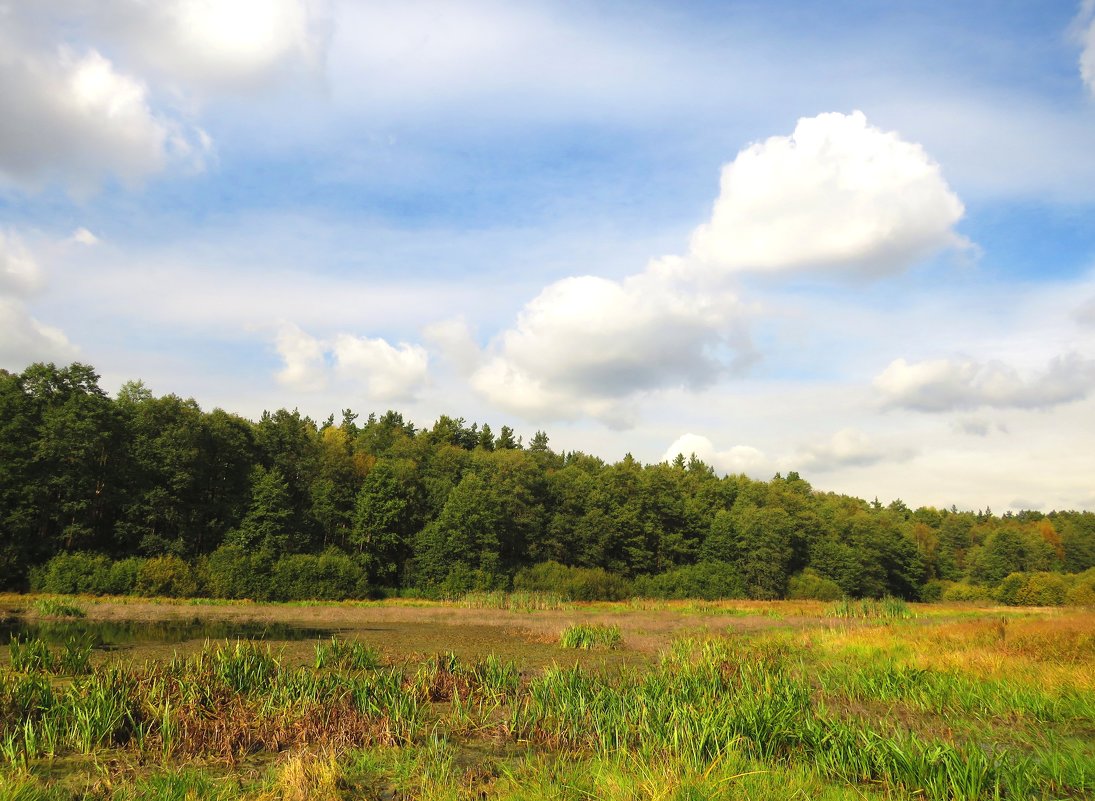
[0,617,338,651]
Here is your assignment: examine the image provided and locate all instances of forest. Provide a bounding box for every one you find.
[2,362,1093,604]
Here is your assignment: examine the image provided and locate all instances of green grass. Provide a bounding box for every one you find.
[7,637,91,675]
[31,599,85,619]
[559,624,622,650]
[314,636,383,671]
[459,591,569,611]
[826,596,913,620]
[0,602,1091,800]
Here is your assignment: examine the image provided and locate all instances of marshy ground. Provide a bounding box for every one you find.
[0,594,1091,800]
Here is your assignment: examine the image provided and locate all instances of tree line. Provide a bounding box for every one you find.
[2,362,1093,603]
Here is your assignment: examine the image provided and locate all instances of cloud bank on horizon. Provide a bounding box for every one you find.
[2,0,1095,513]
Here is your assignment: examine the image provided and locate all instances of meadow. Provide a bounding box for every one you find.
[0,593,1091,800]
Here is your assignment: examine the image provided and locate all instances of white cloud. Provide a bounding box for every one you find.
[332,334,429,401]
[0,231,44,295]
[1080,1,1095,94]
[1008,498,1043,512]
[470,271,749,425]
[423,317,481,375]
[274,322,328,392]
[70,227,100,246]
[0,43,206,192]
[0,0,325,192]
[954,419,992,437]
[0,229,80,368]
[0,298,78,368]
[273,324,429,401]
[1076,295,1095,326]
[875,353,1095,412]
[791,428,911,473]
[662,433,769,476]
[689,111,966,277]
[469,111,965,425]
[96,0,332,92]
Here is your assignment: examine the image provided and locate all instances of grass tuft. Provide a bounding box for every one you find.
[32,598,86,618]
[825,597,913,620]
[559,624,622,650]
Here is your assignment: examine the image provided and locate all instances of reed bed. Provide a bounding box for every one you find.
[458,591,570,612]
[826,596,913,620]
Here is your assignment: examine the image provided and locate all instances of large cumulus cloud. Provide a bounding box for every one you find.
[690,111,966,277]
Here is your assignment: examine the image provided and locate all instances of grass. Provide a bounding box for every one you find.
[459,591,570,612]
[31,598,85,619]
[558,624,622,650]
[825,596,913,620]
[313,637,382,671]
[7,636,92,675]
[0,598,1091,799]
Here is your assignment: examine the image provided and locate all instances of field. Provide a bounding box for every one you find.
[0,594,1092,800]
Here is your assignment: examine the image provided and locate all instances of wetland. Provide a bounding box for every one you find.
[0,594,1092,800]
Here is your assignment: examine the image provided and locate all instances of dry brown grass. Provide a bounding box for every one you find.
[814,607,1095,691]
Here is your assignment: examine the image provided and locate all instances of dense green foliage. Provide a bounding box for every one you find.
[3,362,1095,602]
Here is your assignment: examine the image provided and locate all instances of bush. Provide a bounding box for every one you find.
[788,568,844,601]
[106,558,143,595]
[919,579,945,603]
[1016,572,1068,606]
[514,561,633,601]
[997,571,1068,606]
[34,552,112,595]
[940,581,993,603]
[1066,568,1095,606]
[136,555,197,598]
[201,545,269,600]
[633,562,745,600]
[270,549,368,602]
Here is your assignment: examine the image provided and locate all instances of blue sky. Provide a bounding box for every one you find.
[2,0,1095,511]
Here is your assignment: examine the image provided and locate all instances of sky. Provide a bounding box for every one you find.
[2,0,1095,513]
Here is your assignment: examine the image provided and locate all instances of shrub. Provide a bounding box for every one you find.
[997,571,1068,606]
[201,545,269,600]
[1016,572,1068,606]
[919,579,945,603]
[632,562,744,600]
[34,552,112,595]
[270,549,368,602]
[788,568,844,601]
[514,561,633,601]
[106,558,143,595]
[940,581,993,603]
[1066,568,1095,606]
[435,564,507,599]
[136,555,197,598]
[995,573,1027,606]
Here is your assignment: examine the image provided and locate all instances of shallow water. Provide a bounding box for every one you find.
[0,617,337,650]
